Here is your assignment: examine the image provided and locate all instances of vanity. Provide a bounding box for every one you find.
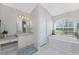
[0,33,34,54]
[0,36,18,55]
[16,15,34,49]
[17,33,34,49]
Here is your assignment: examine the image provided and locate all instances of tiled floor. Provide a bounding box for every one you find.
[34,42,79,55]
[34,43,66,55]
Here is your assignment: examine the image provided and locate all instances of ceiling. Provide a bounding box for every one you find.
[2,3,37,13]
[2,3,79,16]
[41,3,79,16]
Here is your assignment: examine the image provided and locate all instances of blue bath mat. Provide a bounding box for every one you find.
[17,47,38,55]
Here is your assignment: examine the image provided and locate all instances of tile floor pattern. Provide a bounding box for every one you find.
[34,43,68,55]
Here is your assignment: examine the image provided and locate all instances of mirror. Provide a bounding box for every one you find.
[16,15,33,33]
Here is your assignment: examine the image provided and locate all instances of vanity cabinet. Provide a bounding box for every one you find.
[18,34,34,49]
[0,33,34,54]
[0,36,18,55]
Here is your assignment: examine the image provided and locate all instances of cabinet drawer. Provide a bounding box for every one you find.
[18,35,34,49]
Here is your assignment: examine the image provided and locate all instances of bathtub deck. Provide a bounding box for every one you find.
[34,42,79,55]
[34,43,78,55]
[46,35,79,55]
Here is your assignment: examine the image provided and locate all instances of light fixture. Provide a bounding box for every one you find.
[22,16,24,19]
[18,15,30,20]
[18,15,21,18]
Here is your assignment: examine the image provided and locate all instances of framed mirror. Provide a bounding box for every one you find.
[16,15,33,34]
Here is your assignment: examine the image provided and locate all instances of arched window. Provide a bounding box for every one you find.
[55,18,75,35]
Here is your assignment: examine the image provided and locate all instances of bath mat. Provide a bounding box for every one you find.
[17,47,38,55]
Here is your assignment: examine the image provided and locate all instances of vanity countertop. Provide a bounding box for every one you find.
[17,33,34,37]
[0,36,18,45]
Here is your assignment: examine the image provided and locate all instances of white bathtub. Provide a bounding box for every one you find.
[48,35,79,54]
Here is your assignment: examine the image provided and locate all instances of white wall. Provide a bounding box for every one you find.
[31,5,53,47]
[0,4,29,35]
[38,5,47,46]
[31,5,39,48]
[38,5,53,46]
